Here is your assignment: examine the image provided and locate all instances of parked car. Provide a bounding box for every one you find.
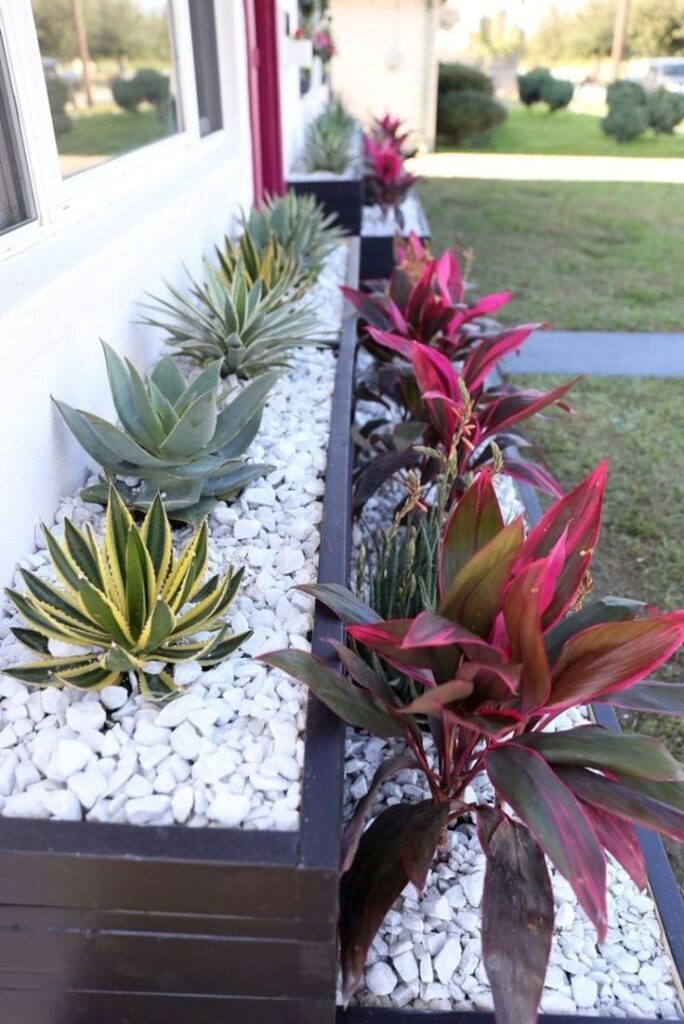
[643,57,684,94]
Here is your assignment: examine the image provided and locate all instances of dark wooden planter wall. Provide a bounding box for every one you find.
[360,192,431,282]
[0,239,361,1024]
[289,177,364,236]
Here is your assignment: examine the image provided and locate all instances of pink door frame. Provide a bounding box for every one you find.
[243,0,285,201]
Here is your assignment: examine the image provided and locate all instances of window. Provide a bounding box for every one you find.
[30,0,180,179]
[189,0,222,137]
[0,32,35,234]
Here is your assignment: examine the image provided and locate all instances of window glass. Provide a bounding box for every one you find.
[189,0,223,137]
[31,0,179,179]
[0,33,35,234]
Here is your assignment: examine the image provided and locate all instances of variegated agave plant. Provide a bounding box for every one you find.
[240,191,345,285]
[215,230,306,299]
[5,490,249,700]
[140,261,324,379]
[54,342,275,522]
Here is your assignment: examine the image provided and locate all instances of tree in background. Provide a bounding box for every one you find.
[529,0,684,60]
[471,13,525,61]
[32,0,171,67]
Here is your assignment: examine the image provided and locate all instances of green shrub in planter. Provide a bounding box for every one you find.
[45,74,72,135]
[438,62,493,97]
[517,66,553,106]
[541,77,574,112]
[606,80,647,109]
[602,103,649,142]
[647,87,684,134]
[437,89,507,144]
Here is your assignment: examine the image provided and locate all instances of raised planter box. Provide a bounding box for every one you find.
[0,241,361,1024]
[288,128,364,236]
[360,192,431,282]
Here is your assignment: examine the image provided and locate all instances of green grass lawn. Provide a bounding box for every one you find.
[419,179,684,331]
[436,103,684,158]
[515,374,684,882]
[57,105,173,157]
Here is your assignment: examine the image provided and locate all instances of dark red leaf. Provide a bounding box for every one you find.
[339,800,448,1002]
[298,583,381,625]
[544,596,648,666]
[582,804,647,890]
[341,755,417,873]
[557,766,684,842]
[439,518,525,638]
[516,462,607,627]
[486,744,607,938]
[520,725,684,781]
[596,680,684,717]
[481,814,554,1024]
[258,649,407,739]
[439,471,504,599]
[549,613,684,709]
[463,324,539,392]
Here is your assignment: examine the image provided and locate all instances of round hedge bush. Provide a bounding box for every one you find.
[541,77,574,112]
[602,103,650,142]
[437,89,507,144]
[517,67,553,107]
[438,62,493,97]
[606,80,647,109]
[647,87,684,134]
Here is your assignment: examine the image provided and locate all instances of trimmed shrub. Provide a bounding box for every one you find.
[601,103,649,142]
[437,89,507,144]
[517,66,553,106]
[606,80,647,109]
[541,77,574,111]
[112,67,170,119]
[44,74,72,136]
[647,87,684,134]
[438,62,493,97]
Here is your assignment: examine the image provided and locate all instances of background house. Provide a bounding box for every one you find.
[328,0,439,149]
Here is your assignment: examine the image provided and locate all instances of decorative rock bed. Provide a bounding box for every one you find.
[0,245,348,833]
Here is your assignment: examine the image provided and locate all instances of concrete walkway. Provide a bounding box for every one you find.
[408,152,684,184]
[501,331,684,377]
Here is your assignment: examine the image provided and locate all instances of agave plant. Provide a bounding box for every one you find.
[54,342,276,522]
[5,489,249,700]
[215,230,305,300]
[140,261,325,379]
[303,101,355,174]
[241,191,346,285]
[262,465,684,1021]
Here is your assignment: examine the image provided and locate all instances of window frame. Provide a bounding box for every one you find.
[0,0,241,261]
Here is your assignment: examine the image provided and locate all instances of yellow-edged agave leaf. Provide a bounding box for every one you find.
[42,527,83,591]
[140,495,172,584]
[7,488,248,699]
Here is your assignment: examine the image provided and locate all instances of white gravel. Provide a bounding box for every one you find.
[0,244,349,831]
[361,192,428,237]
[346,478,683,1016]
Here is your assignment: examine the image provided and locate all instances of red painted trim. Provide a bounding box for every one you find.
[243,0,284,201]
[242,0,264,200]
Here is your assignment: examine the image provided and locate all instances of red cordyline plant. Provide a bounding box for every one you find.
[343,233,512,356]
[262,464,684,1024]
[363,135,417,215]
[353,333,577,509]
[370,113,418,161]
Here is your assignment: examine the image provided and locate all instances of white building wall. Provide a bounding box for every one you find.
[328,0,439,149]
[278,0,330,175]
[0,0,255,584]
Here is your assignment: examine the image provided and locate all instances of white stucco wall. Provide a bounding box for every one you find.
[278,0,330,175]
[0,2,255,584]
[328,0,439,149]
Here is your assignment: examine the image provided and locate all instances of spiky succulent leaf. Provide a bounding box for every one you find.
[55,342,276,519]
